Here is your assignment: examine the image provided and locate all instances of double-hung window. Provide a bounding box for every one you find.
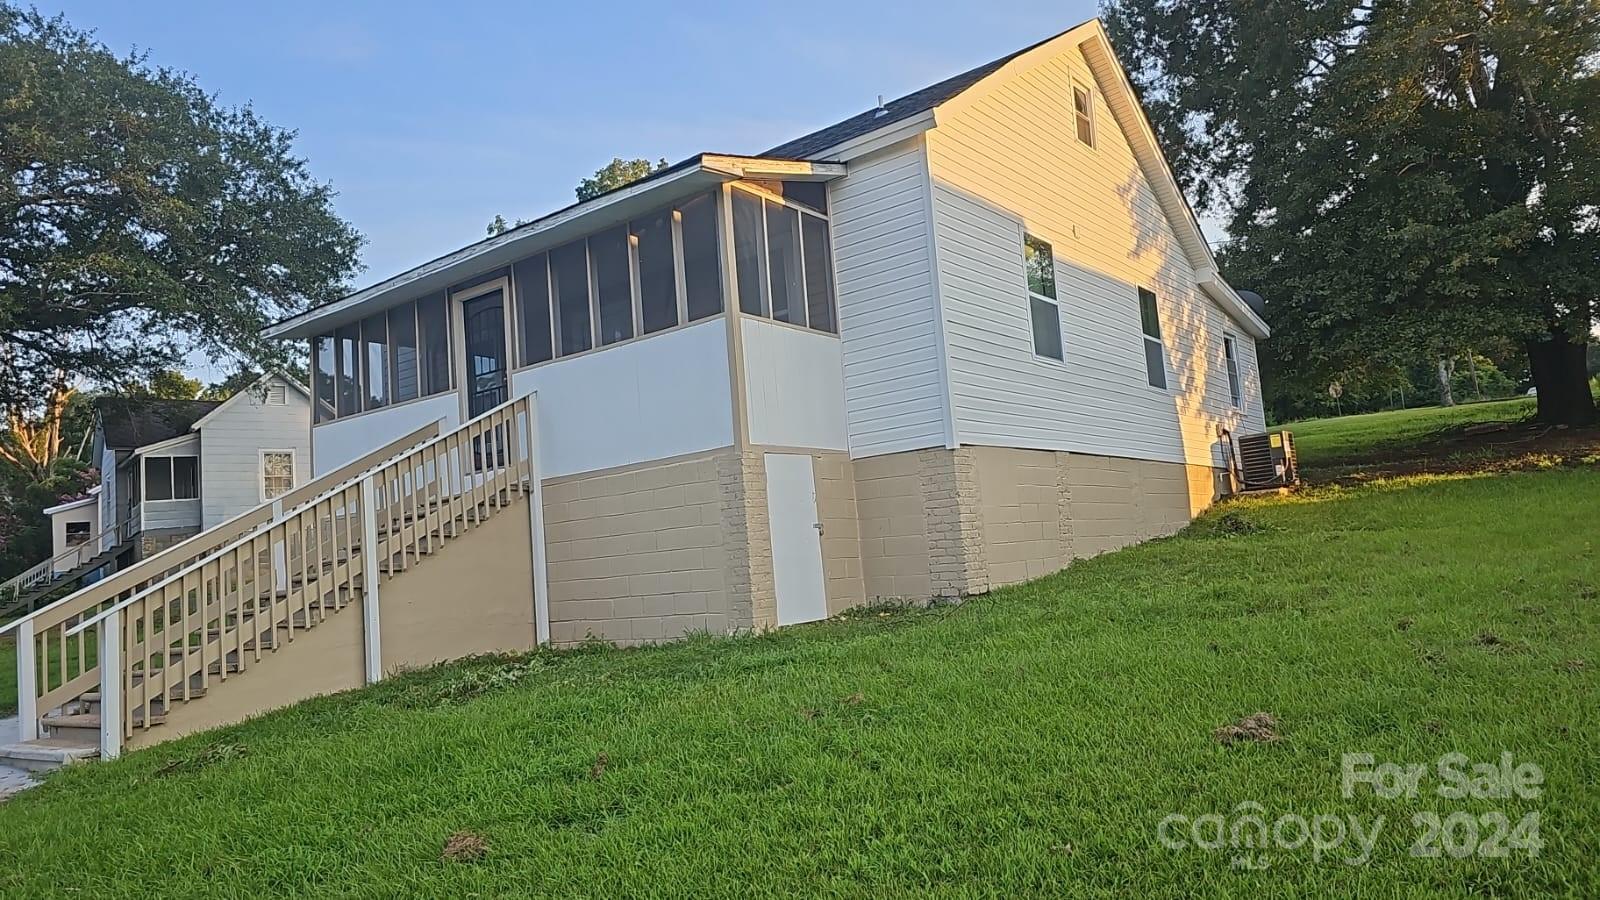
[1223,334,1242,408]
[261,450,296,501]
[1137,287,1167,388]
[1073,84,1095,148]
[1024,235,1063,361]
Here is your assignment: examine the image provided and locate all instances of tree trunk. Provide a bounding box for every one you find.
[1525,333,1597,426]
[1436,358,1456,407]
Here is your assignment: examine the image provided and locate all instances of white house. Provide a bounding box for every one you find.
[2,19,1280,763]
[93,373,314,555]
[264,19,1268,644]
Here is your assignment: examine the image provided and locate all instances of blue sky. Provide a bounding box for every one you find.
[41,0,1101,284]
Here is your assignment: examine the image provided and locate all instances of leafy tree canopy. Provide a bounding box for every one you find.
[0,4,364,411]
[1105,0,1599,424]
[575,157,668,202]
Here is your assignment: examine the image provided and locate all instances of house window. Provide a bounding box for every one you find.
[260,450,295,501]
[1223,333,1242,408]
[388,302,420,403]
[1024,235,1063,361]
[65,521,92,546]
[1138,287,1168,388]
[145,456,198,501]
[1073,84,1095,147]
[730,183,839,334]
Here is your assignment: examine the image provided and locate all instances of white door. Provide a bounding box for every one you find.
[764,453,827,626]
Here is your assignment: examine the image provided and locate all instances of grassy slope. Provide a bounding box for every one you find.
[1287,398,1535,470]
[0,468,1595,897]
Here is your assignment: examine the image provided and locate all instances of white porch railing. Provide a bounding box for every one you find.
[67,393,548,758]
[2,419,446,745]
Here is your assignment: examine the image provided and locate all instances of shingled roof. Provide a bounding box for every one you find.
[761,25,1081,160]
[95,397,220,451]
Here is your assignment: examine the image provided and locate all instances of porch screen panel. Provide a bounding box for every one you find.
[680,193,723,321]
[732,190,766,316]
[801,213,836,333]
[514,254,553,366]
[335,324,360,417]
[590,226,634,346]
[551,240,593,357]
[418,292,451,396]
[360,313,389,410]
[765,200,805,326]
[388,302,420,403]
[634,209,677,334]
[312,336,336,423]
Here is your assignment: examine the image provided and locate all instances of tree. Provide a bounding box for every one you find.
[131,370,203,400]
[574,157,668,201]
[1105,0,1599,425]
[0,4,364,410]
[485,214,529,237]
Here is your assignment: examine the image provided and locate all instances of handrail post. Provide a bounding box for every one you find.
[359,476,383,684]
[523,394,550,646]
[97,608,123,760]
[16,618,37,742]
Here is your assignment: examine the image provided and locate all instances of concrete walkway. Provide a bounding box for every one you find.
[0,716,39,801]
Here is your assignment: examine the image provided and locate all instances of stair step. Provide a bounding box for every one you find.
[0,737,97,772]
[42,710,164,735]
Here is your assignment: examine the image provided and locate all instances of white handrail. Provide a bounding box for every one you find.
[68,393,530,639]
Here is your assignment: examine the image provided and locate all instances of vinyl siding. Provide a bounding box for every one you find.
[196,376,315,527]
[827,137,949,457]
[924,40,1267,468]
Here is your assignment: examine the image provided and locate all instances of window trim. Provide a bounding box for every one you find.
[258,448,298,503]
[1022,233,1065,364]
[1137,286,1168,390]
[1223,332,1243,409]
[1072,82,1096,148]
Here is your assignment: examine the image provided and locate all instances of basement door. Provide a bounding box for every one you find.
[765,453,828,626]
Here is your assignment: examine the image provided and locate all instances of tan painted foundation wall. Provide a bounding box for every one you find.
[544,450,733,646]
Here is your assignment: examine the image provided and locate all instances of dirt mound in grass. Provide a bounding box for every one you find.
[1213,712,1281,747]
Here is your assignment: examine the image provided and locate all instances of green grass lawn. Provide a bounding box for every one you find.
[1286,397,1536,471]
[0,466,1595,896]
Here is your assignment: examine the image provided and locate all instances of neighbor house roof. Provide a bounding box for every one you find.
[187,372,310,431]
[95,398,220,451]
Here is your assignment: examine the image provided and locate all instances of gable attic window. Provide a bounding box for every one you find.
[1023,235,1063,361]
[1223,333,1242,408]
[1138,287,1168,389]
[1072,84,1095,148]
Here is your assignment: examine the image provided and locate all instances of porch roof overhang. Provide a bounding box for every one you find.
[264,154,848,341]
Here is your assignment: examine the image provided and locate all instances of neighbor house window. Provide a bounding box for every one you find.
[65,521,91,546]
[260,450,295,501]
[1073,84,1095,147]
[145,456,198,501]
[1223,333,1242,407]
[730,183,839,334]
[1024,235,1063,361]
[1138,287,1168,388]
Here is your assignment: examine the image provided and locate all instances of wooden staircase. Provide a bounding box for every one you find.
[4,395,538,765]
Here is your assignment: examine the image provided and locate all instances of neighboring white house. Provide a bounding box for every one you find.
[261,18,1269,644]
[42,487,100,575]
[93,373,314,556]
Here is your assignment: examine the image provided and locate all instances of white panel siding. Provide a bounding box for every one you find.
[741,318,848,451]
[509,318,733,478]
[925,42,1265,468]
[312,393,460,478]
[196,376,316,527]
[827,138,949,457]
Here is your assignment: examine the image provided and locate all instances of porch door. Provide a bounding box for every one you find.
[461,289,508,418]
[765,453,828,626]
